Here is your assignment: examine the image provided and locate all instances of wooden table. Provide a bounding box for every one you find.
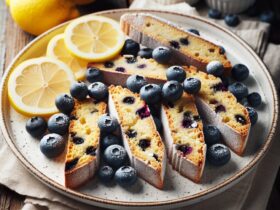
[0,0,279,209]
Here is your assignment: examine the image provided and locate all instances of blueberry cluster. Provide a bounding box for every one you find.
[208,6,275,28]
[97,114,137,187]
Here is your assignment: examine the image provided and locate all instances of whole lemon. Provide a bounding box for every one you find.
[9,0,79,36]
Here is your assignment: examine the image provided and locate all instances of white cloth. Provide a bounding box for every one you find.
[0,0,279,209]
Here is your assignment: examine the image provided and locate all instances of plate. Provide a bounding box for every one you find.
[0,9,278,210]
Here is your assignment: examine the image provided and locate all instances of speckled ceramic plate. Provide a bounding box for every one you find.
[0,9,278,210]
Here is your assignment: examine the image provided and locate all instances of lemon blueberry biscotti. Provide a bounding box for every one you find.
[120,13,232,73]
[161,93,206,182]
[89,55,168,85]
[65,99,106,188]
[185,66,251,155]
[108,85,166,189]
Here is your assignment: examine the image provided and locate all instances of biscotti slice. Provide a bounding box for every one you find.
[108,85,166,189]
[161,93,206,182]
[89,55,168,85]
[65,99,106,188]
[186,66,251,155]
[120,13,232,73]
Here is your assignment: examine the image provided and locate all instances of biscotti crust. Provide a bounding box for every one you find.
[65,99,107,188]
[120,13,232,73]
[108,85,166,189]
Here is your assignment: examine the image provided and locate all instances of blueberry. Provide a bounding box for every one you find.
[207,143,231,166]
[224,14,240,27]
[40,133,66,158]
[208,9,222,19]
[86,67,103,83]
[115,166,137,187]
[247,92,262,108]
[98,165,114,183]
[26,116,47,138]
[239,97,249,107]
[98,114,118,133]
[153,116,162,132]
[219,46,226,54]
[183,78,201,94]
[101,134,121,150]
[121,39,140,56]
[138,48,153,59]
[246,107,258,125]
[55,94,74,114]
[70,81,88,101]
[140,84,162,104]
[188,29,200,36]
[104,145,128,168]
[166,66,186,83]
[206,61,224,77]
[259,10,275,23]
[228,82,248,100]
[88,82,108,100]
[203,125,221,145]
[126,75,148,93]
[48,113,69,135]
[152,46,172,64]
[232,64,249,81]
[162,81,183,102]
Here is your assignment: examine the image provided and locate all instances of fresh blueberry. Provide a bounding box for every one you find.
[47,113,70,135]
[232,64,249,81]
[101,134,121,150]
[203,125,221,145]
[104,145,128,168]
[98,114,118,133]
[207,143,231,166]
[126,75,148,93]
[138,48,153,59]
[98,165,114,183]
[188,29,200,36]
[183,78,201,94]
[166,66,186,83]
[88,82,108,100]
[259,10,275,23]
[40,133,66,158]
[228,82,248,100]
[70,81,88,101]
[224,14,240,27]
[152,46,172,64]
[239,97,249,107]
[86,67,103,83]
[153,116,162,132]
[55,94,74,114]
[208,9,222,19]
[220,75,230,87]
[246,107,258,125]
[140,84,162,104]
[26,116,47,138]
[206,61,224,77]
[162,81,183,102]
[247,92,262,108]
[115,166,137,187]
[121,39,140,56]
[219,45,226,54]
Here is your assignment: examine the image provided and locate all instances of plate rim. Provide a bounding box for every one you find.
[0,8,278,208]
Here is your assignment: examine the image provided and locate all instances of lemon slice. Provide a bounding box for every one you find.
[8,57,75,117]
[64,15,125,62]
[47,34,88,80]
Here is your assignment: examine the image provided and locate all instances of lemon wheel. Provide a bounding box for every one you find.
[47,34,88,80]
[64,15,125,62]
[8,57,75,117]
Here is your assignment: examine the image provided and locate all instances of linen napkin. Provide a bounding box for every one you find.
[1,1,279,209]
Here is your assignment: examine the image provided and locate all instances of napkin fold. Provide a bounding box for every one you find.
[1,1,280,210]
